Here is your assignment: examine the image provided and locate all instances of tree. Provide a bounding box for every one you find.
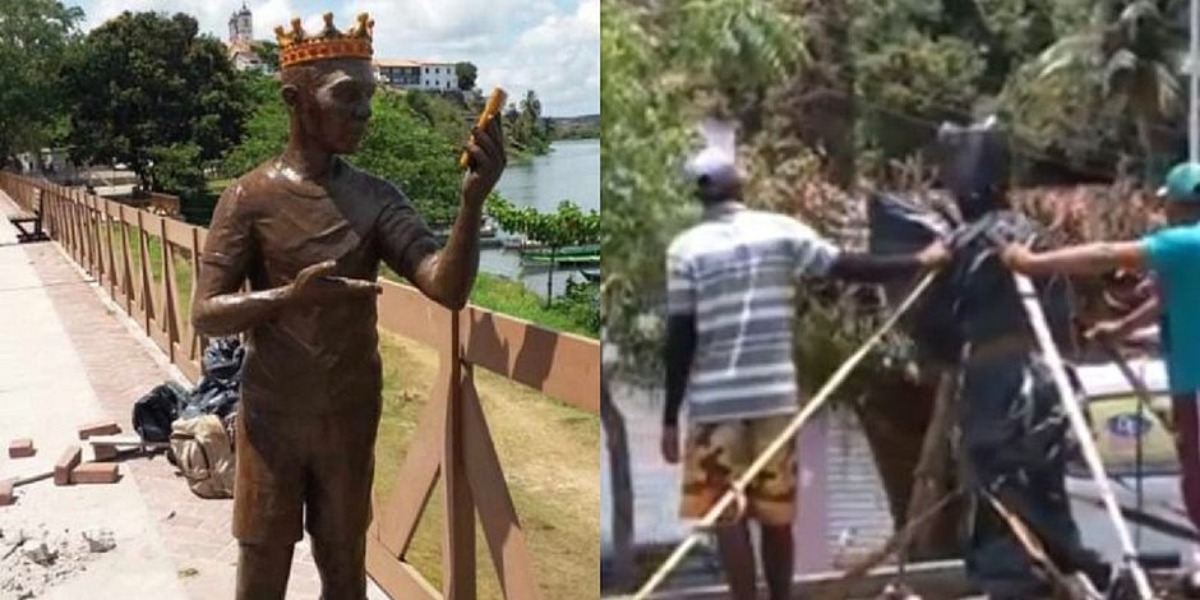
[518,90,551,154]
[0,0,84,158]
[405,90,472,151]
[59,11,251,193]
[252,40,281,72]
[220,74,288,178]
[347,92,464,227]
[602,0,804,374]
[486,197,600,306]
[455,61,478,91]
[1029,0,1185,181]
[148,143,207,203]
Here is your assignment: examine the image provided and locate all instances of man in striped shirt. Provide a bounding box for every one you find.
[661,148,947,600]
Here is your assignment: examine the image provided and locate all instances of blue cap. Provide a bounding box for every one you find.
[1158,162,1200,203]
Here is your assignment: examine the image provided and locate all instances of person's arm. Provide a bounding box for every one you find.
[664,315,697,428]
[375,186,471,309]
[788,218,948,283]
[828,244,947,282]
[191,187,291,337]
[1117,296,1162,333]
[663,251,697,428]
[1089,296,1161,341]
[395,115,506,310]
[1002,240,1147,277]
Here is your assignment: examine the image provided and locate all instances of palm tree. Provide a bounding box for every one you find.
[520,90,542,118]
[1032,0,1185,180]
[519,90,545,148]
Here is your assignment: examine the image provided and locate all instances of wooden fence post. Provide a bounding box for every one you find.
[443,309,476,599]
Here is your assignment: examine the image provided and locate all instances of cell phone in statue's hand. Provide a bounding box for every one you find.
[459,87,507,169]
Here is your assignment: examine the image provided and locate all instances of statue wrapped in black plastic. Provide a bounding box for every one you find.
[868,118,1111,599]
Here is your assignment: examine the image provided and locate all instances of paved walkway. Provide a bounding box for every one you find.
[0,191,387,599]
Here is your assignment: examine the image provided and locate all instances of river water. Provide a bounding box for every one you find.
[483,139,600,298]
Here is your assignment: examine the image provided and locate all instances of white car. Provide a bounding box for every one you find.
[1069,350,1197,569]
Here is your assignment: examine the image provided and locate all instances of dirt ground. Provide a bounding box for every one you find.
[372,330,601,600]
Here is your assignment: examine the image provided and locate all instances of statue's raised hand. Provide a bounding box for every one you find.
[461,113,507,210]
[286,260,382,305]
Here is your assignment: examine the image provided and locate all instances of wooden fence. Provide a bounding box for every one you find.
[0,172,601,599]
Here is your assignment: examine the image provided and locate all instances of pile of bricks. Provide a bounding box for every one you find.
[2,419,126,507]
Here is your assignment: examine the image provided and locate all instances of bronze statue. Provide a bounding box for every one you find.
[191,12,506,599]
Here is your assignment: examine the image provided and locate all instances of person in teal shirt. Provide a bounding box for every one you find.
[1002,161,1200,535]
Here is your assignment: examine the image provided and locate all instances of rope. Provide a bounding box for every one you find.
[630,270,940,600]
[982,491,1093,599]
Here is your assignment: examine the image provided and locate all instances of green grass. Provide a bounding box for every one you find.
[379,267,597,339]
[369,270,599,597]
[105,224,195,324]
[373,331,599,600]
[470,273,596,338]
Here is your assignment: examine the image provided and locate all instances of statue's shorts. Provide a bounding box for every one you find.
[960,353,1109,598]
[679,414,797,526]
[232,401,382,545]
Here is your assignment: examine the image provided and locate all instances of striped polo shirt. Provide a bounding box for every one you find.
[667,202,840,423]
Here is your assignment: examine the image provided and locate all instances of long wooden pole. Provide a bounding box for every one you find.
[629,271,939,599]
[1010,273,1153,599]
[901,368,958,558]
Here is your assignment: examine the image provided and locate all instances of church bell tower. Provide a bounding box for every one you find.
[228,2,253,43]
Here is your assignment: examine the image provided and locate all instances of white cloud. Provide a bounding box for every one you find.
[81,0,302,42]
[72,0,598,116]
[479,0,599,116]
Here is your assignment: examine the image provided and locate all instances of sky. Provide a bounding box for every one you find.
[69,0,599,117]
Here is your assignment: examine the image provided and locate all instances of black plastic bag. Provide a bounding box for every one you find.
[202,337,244,384]
[132,381,190,443]
[180,384,239,421]
[179,337,245,421]
[867,193,963,363]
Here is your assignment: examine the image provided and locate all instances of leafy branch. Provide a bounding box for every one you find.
[486,196,600,248]
[487,196,600,306]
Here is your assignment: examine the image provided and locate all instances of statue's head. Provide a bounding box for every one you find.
[1158,161,1200,226]
[275,12,376,155]
[934,116,1012,221]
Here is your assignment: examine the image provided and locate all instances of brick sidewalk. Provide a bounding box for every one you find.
[20,241,333,599]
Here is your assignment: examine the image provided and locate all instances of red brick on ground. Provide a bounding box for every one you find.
[71,462,119,484]
[77,420,121,440]
[8,438,34,458]
[54,445,82,485]
[0,479,13,506]
[93,443,119,461]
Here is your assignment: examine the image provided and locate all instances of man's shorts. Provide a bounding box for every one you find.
[680,414,798,526]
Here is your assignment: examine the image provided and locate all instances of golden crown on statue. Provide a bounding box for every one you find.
[274,12,374,68]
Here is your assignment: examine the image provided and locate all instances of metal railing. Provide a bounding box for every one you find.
[0,171,600,599]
